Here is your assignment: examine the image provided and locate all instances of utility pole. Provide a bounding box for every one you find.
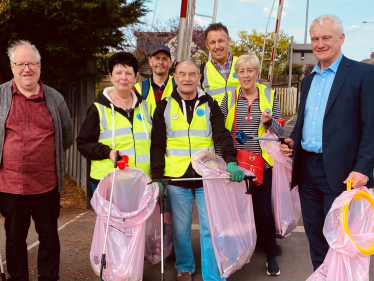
[176,0,189,64]
[195,0,218,61]
[176,0,219,64]
[268,0,285,86]
[301,0,309,78]
[288,36,294,88]
[260,0,276,79]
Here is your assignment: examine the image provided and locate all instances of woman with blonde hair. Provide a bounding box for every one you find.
[220,53,284,276]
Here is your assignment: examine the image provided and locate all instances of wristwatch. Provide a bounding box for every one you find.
[366,175,369,182]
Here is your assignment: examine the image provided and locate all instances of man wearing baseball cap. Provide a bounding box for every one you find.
[134,44,176,114]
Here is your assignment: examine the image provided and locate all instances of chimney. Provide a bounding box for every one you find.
[371,52,374,59]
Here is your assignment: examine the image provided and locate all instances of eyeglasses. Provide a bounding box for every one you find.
[12,62,40,70]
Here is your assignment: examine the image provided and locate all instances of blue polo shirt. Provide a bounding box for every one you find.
[301,53,343,153]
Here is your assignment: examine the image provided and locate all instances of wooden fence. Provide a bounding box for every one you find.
[64,61,96,207]
[275,87,299,116]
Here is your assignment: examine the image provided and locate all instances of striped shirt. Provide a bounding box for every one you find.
[211,53,233,80]
[216,88,284,168]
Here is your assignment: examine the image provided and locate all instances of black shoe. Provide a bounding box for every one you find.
[266,258,280,276]
[255,243,283,256]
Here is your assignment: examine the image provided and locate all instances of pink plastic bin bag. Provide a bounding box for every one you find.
[191,151,256,278]
[260,131,301,237]
[144,202,173,264]
[90,167,158,281]
[307,187,374,281]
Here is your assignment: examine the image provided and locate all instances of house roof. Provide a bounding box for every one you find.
[361,52,374,65]
[361,58,374,65]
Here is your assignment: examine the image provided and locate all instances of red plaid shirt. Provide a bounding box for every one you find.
[211,53,233,80]
[0,80,57,195]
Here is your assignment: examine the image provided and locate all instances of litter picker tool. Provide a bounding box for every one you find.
[99,151,129,280]
[0,249,5,281]
[343,179,374,256]
[155,181,166,281]
[150,176,256,196]
[149,175,255,281]
[235,131,290,147]
[148,175,256,280]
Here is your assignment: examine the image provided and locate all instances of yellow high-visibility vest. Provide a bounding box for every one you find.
[225,83,275,166]
[163,95,214,177]
[134,76,175,115]
[90,101,152,180]
[202,56,240,106]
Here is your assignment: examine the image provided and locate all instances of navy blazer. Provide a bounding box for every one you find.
[290,56,374,192]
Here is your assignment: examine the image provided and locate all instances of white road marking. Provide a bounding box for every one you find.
[191,224,200,230]
[292,226,305,232]
[2,211,89,265]
[285,115,297,125]
[191,224,305,233]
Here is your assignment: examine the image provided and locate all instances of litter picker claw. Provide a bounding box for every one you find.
[235,131,289,147]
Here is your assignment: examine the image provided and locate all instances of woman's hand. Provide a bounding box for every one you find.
[260,110,272,125]
[109,149,123,164]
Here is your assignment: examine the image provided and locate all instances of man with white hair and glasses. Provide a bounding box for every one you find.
[151,59,244,281]
[280,15,374,270]
[0,40,72,280]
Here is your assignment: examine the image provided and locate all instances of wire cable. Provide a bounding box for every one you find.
[151,0,159,30]
[346,23,374,34]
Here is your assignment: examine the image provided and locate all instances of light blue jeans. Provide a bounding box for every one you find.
[166,185,225,281]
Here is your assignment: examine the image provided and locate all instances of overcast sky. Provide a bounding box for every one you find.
[143,0,374,62]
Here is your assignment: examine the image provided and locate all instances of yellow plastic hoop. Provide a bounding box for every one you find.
[342,179,374,256]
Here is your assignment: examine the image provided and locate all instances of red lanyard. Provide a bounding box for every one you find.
[233,89,258,138]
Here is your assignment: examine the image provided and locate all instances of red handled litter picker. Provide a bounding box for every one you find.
[99,151,129,280]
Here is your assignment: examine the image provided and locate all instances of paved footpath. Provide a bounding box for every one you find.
[1,115,374,280]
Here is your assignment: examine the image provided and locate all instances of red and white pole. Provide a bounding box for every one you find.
[268,0,284,85]
[176,0,189,65]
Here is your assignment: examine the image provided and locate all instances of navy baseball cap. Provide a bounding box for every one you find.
[150,44,171,58]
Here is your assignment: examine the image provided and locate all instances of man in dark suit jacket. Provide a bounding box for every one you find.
[280,15,374,271]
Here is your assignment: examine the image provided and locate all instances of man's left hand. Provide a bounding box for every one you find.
[343,171,368,189]
[261,110,272,125]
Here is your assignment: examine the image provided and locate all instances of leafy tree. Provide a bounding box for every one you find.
[0,0,148,91]
[230,29,292,79]
[124,17,208,69]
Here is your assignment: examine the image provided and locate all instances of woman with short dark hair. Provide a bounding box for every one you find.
[77,52,152,192]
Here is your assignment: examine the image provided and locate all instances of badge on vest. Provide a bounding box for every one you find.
[136,113,142,121]
[172,113,178,120]
[196,109,205,117]
[233,73,238,79]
